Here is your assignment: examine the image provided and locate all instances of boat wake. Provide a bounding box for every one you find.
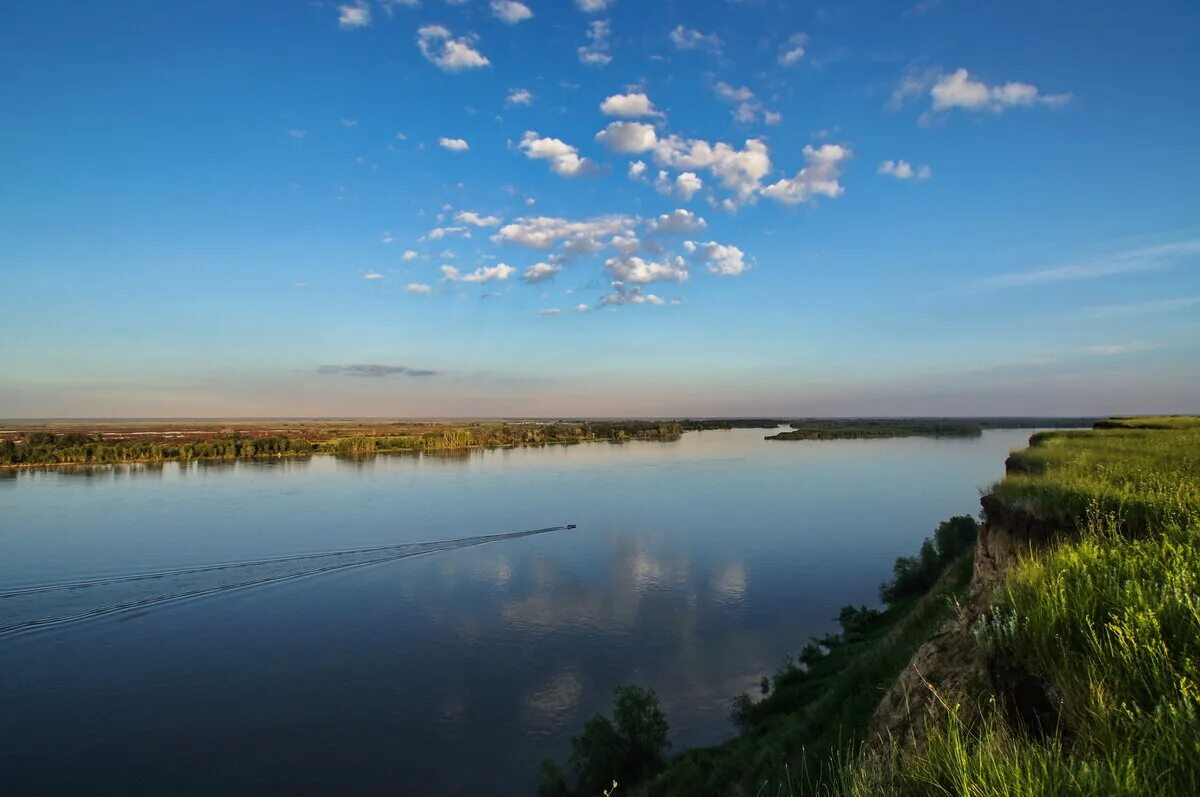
[0,526,569,637]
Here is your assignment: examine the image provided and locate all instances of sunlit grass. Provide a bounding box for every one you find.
[848,418,1200,796]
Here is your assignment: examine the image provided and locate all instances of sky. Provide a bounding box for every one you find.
[2,0,1199,418]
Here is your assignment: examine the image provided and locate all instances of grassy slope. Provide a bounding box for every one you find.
[845,417,1200,796]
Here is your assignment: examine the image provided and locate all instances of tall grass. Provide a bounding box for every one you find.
[849,418,1200,796]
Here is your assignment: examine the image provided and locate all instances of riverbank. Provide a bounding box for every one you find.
[541,416,1200,796]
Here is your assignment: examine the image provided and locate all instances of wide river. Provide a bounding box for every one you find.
[0,427,1037,794]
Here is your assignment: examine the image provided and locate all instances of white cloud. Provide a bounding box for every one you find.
[490,0,532,24]
[537,308,562,316]
[601,283,666,306]
[628,160,648,181]
[518,131,597,177]
[779,32,807,66]
[425,225,471,240]
[713,82,775,125]
[522,262,563,282]
[878,159,931,180]
[1084,343,1155,357]
[494,215,636,251]
[288,129,306,139]
[575,303,591,312]
[380,232,395,244]
[973,240,1200,291]
[648,208,707,235]
[364,271,385,280]
[402,250,420,260]
[405,283,432,294]
[441,263,515,283]
[595,121,658,153]
[653,136,772,205]
[1082,296,1200,319]
[928,68,1072,114]
[761,143,851,205]
[455,210,503,227]
[674,171,703,201]
[578,20,612,66]
[604,254,688,284]
[610,234,641,255]
[669,25,722,52]
[439,136,470,151]
[576,0,612,10]
[418,25,491,72]
[506,88,533,106]
[714,82,754,103]
[600,92,662,118]
[685,240,748,276]
[338,2,370,29]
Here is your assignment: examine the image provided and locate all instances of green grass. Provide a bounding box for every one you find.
[844,416,1200,796]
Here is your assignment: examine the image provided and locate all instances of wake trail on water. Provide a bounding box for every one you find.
[0,526,568,637]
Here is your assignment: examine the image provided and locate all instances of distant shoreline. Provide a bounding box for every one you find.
[0,417,1099,468]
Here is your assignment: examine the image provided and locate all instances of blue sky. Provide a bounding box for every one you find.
[2,0,1198,417]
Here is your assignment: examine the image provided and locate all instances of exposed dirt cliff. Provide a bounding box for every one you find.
[868,457,1068,747]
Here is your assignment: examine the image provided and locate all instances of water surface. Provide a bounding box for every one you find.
[0,428,1035,794]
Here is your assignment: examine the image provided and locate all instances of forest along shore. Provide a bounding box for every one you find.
[0,419,787,467]
[0,418,1098,467]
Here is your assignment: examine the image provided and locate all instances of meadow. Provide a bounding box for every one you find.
[848,416,1200,795]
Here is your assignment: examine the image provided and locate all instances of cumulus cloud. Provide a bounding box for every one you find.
[338,2,370,29]
[604,254,688,284]
[628,160,648,181]
[575,303,591,312]
[713,82,776,125]
[490,0,532,24]
[418,25,491,72]
[779,32,807,66]
[669,25,722,52]
[893,68,1072,120]
[578,20,612,66]
[761,143,851,205]
[595,121,658,153]
[425,225,471,240]
[685,240,748,276]
[439,136,469,151]
[494,214,635,252]
[402,250,420,261]
[653,135,772,205]
[363,271,385,280]
[673,171,703,201]
[506,88,533,106]
[518,131,598,177]
[522,262,563,282]
[648,208,707,235]
[441,263,515,283]
[455,210,503,227]
[405,283,432,294]
[316,364,439,377]
[576,0,612,10]
[878,159,931,180]
[931,68,1071,112]
[601,283,666,306]
[600,92,662,118]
